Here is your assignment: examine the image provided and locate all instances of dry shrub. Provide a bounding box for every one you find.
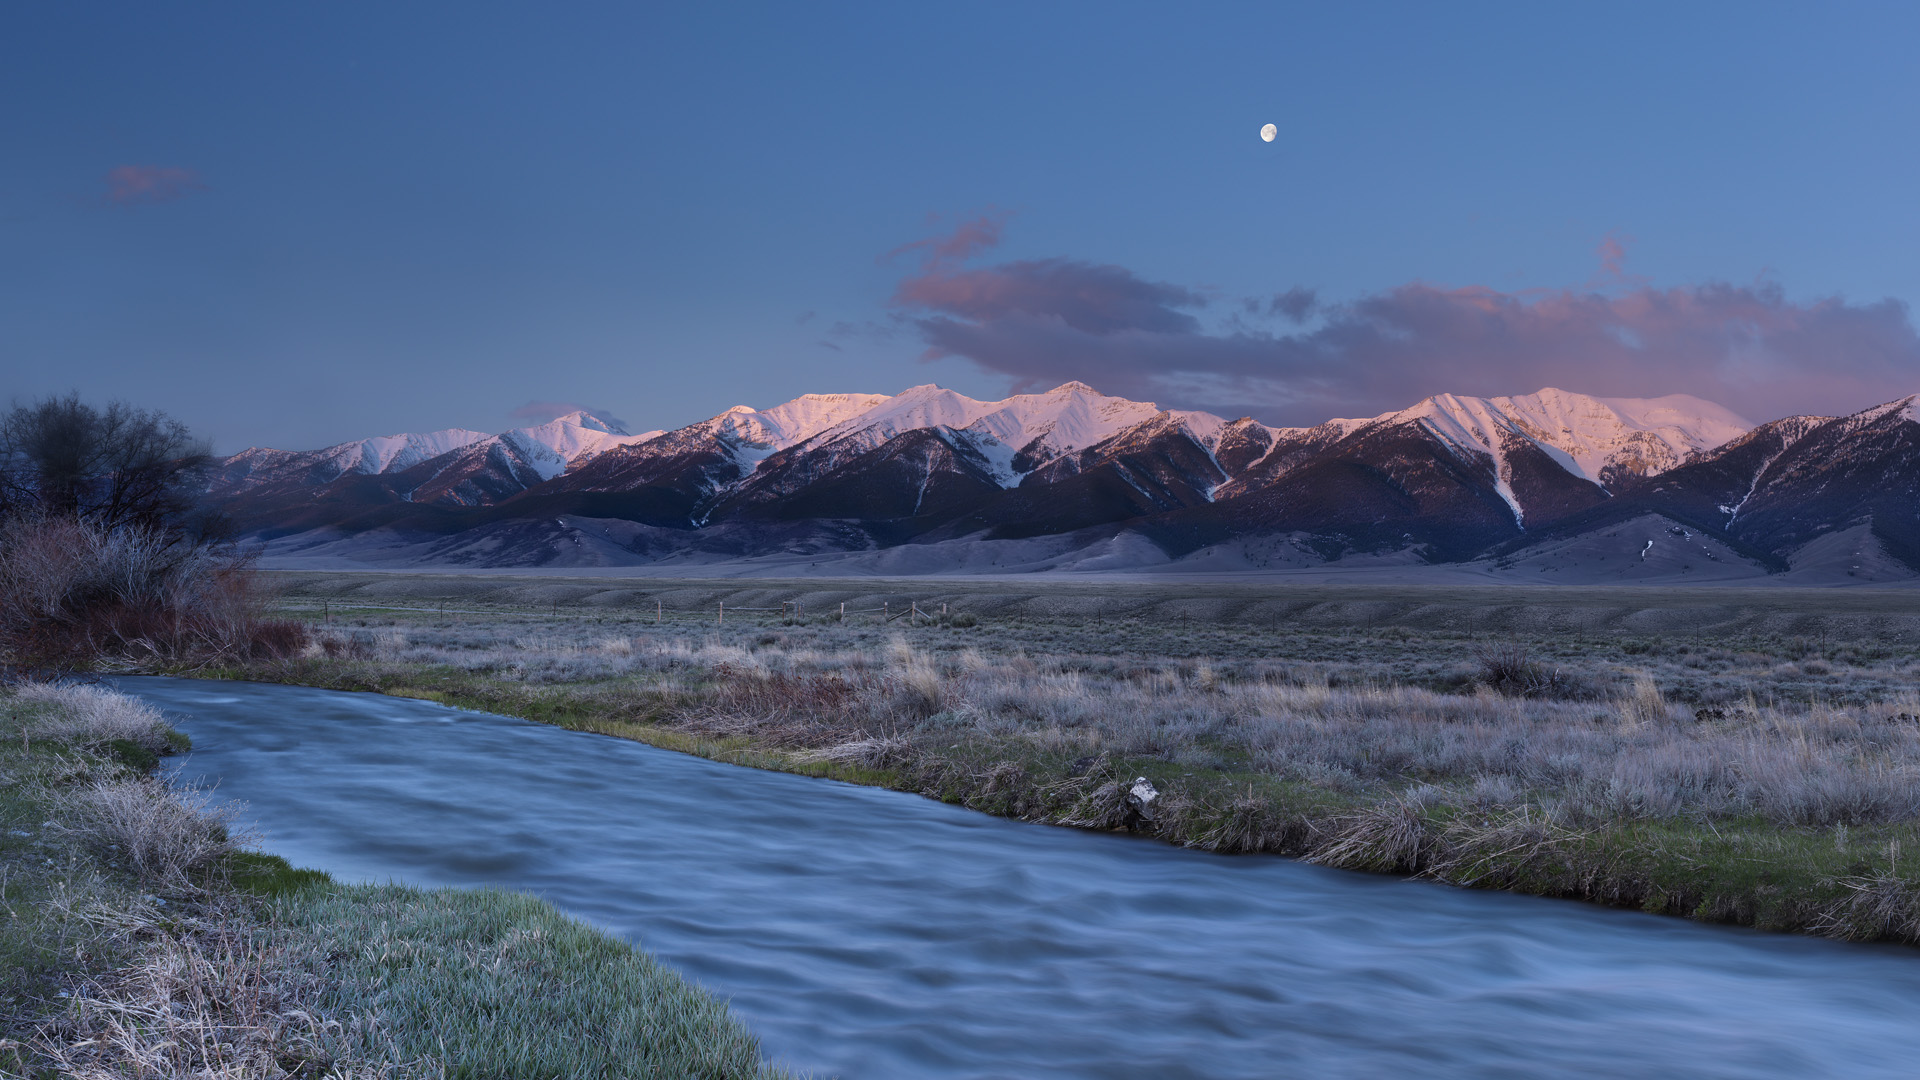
[317,629,378,660]
[1618,673,1671,726]
[890,651,948,721]
[0,517,308,671]
[1307,796,1435,873]
[15,681,172,753]
[1058,779,1135,831]
[976,760,1027,799]
[1185,788,1293,853]
[1811,872,1920,942]
[31,902,400,1080]
[57,777,251,888]
[1474,644,1594,699]
[794,735,915,769]
[683,664,868,747]
[1427,807,1583,887]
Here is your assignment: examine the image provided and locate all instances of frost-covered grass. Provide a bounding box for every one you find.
[220,607,1920,942]
[278,885,783,1080]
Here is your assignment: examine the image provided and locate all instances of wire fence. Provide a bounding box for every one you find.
[277,598,960,627]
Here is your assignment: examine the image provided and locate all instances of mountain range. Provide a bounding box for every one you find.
[204,383,1920,582]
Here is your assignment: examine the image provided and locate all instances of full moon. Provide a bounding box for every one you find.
[1260,123,1277,142]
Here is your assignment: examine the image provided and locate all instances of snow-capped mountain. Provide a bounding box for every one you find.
[211,426,494,494]
[203,383,1920,577]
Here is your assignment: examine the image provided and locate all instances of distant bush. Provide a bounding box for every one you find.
[0,517,307,672]
[1473,643,1597,700]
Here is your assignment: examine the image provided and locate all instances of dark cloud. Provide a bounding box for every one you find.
[104,165,203,205]
[896,258,1203,337]
[509,401,630,429]
[1267,287,1317,323]
[889,224,1920,425]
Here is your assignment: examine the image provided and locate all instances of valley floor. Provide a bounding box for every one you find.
[210,573,1920,945]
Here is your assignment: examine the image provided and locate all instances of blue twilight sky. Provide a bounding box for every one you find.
[4,3,1919,452]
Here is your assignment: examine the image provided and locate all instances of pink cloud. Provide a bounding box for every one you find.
[891,224,1920,425]
[884,210,1011,270]
[1596,231,1631,276]
[104,165,204,205]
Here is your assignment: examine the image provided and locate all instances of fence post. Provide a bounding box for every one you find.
[657,600,662,624]
[324,600,330,625]
[884,602,888,622]
[718,601,724,625]
[839,601,845,623]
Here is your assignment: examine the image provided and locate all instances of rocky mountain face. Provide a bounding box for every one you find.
[203,384,1920,576]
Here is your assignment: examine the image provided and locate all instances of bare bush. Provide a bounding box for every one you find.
[56,777,251,888]
[15,681,172,753]
[0,517,307,671]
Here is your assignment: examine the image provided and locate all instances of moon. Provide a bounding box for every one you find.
[1260,123,1277,143]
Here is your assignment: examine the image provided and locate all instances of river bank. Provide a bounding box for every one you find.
[198,599,1920,948]
[0,682,785,1078]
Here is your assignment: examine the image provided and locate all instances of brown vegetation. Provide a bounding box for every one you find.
[0,517,308,674]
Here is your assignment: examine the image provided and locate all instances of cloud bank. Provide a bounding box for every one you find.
[104,165,204,205]
[890,223,1920,426]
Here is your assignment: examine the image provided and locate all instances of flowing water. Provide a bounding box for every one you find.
[119,676,1920,1079]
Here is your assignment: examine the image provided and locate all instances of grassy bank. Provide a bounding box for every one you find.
[0,683,786,1079]
[204,599,1920,946]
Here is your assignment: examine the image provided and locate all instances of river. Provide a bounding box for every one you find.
[120,676,1920,1079]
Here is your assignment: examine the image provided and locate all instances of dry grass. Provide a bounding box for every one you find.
[14,681,173,753]
[1811,871,1920,941]
[29,898,407,1080]
[55,776,253,889]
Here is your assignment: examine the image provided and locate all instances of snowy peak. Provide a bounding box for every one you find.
[313,427,493,479]
[503,413,664,477]
[792,382,1166,479]
[714,393,894,451]
[1390,388,1750,487]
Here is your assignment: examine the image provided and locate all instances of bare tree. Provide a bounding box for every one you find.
[0,393,213,534]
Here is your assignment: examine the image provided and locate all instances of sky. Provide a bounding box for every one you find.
[4,2,1920,453]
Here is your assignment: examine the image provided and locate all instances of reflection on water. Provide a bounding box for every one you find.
[121,676,1920,1080]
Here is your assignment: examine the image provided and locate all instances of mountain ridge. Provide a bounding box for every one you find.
[202,383,1920,581]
